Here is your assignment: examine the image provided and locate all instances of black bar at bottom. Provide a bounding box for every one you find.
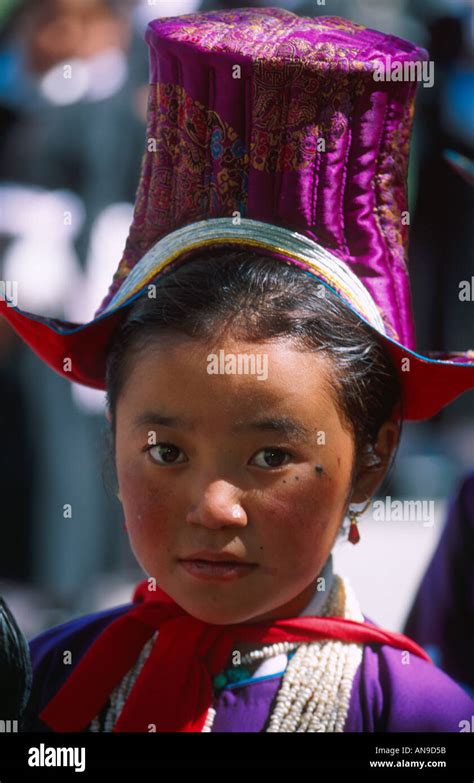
[0,732,472,779]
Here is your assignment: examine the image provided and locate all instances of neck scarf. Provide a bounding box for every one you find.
[39,579,431,732]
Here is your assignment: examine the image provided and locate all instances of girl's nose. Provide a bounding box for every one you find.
[185,480,248,529]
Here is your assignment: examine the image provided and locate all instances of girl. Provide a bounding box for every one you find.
[2,8,474,732]
[22,246,474,732]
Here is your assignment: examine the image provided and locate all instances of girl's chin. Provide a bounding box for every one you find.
[173,593,263,625]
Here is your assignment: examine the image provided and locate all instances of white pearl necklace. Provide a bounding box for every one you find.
[89,573,363,733]
[239,641,300,666]
[265,576,363,732]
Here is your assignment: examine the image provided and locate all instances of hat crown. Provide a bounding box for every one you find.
[97,8,429,350]
[145,8,424,65]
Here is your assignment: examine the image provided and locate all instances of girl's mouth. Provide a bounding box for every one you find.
[178,559,258,581]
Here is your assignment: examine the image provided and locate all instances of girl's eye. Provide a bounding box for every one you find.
[250,448,292,469]
[147,443,187,465]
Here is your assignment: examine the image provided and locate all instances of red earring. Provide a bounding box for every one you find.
[347,498,372,545]
[348,514,360,544]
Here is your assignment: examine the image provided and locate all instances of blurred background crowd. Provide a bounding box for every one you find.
[0,0,473,685]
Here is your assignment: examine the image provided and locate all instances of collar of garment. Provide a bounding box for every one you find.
[231,555,335,683]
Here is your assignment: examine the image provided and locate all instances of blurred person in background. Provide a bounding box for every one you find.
[1,0,148,263]
[0,597,32,728]
[0,0,153,631]
[0,309,34,583]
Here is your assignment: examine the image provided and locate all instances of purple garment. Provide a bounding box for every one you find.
[22,603,473,733]
[404,471,474,694]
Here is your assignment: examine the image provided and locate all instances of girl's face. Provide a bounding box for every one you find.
[111,333,392,625]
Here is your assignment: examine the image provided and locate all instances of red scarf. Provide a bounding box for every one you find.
[39,579,431,732]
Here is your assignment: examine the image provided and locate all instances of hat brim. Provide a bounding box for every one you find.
[1,288,473,421]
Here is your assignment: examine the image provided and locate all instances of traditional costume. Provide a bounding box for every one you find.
[2,8,473,732]
[22,555,473,732]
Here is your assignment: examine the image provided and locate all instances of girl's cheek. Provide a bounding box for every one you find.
[275,470,336,511]
[259,471,344,540]
[253,485,311,547]
[118,462,175,534]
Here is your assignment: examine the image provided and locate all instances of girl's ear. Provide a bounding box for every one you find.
[349,419,399,505]
[105,407,112,424]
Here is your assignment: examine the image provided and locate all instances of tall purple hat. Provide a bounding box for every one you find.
[1,7,473,419]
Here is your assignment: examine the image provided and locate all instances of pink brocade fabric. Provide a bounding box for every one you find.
[96,9,429,352]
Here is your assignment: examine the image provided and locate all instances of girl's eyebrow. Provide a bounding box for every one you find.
[134,411,313,442]
[133,412,191,431]
[233,415,313,442]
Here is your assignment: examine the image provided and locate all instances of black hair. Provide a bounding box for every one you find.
[104,246,404,502]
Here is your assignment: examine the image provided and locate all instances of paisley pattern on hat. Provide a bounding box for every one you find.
[160,9,367,61]
[251,58,366,172]
[103,82,250,304]
[375,94,416,274]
